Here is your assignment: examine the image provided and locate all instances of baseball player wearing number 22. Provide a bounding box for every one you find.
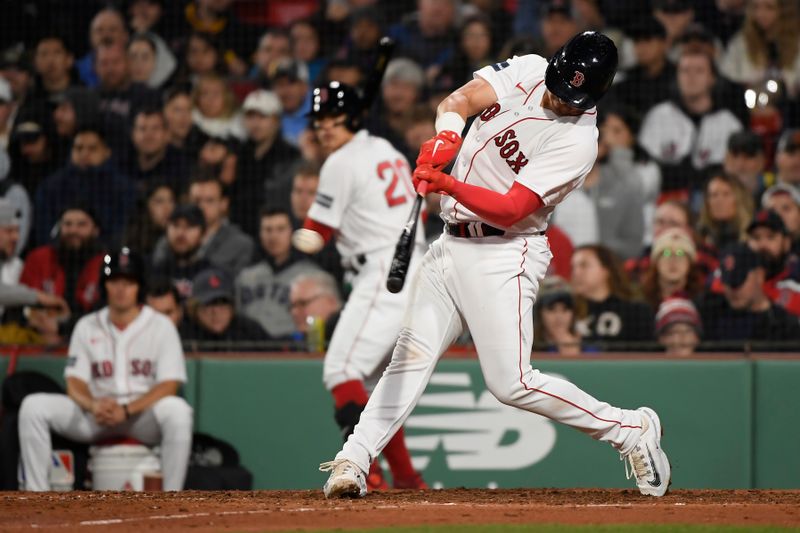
[321,32,671,498]
[293,81,427,489]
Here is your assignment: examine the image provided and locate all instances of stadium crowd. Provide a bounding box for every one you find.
[0,0,799,355]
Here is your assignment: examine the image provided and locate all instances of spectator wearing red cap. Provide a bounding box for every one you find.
[655,298,702,357]
[641,228,704,310]
[697,243,800,345]
[762,183,800,254]
[746,209,800,315]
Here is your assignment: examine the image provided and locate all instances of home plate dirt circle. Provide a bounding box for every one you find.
[2,489,799,531]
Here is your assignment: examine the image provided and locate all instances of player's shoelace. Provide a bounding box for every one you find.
[622,444,653,481]
[319,459,352,474]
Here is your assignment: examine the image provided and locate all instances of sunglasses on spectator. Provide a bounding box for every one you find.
[660,248,687,259]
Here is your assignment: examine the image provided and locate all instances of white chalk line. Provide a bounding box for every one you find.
[22,501,768,529]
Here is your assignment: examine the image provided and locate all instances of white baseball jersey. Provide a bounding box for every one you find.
[309,130,426,262]
[65,305,187,404]
[442,54,598,233]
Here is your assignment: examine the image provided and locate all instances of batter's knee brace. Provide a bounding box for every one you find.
[334,402,365,442]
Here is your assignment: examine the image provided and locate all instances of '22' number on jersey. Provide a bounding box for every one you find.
[376,159,415,208]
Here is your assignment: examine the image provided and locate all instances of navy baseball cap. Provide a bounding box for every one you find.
[719,243,763,289]
[169,204,205,229]
[653,0,692,13]
[747,209,787,235]
[627,17,667,41]
[192,268,234,305]
[777,129,800,153]
[727,131,763,156]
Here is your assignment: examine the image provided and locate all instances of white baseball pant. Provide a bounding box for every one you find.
[337,233,645,473]
[323,246,424,391]
[18,393,193,491]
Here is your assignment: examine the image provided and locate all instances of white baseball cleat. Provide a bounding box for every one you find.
[622,407,671,497]
[320,459,367,499]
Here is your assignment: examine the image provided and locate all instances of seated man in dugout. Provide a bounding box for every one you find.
[18,248,192,491]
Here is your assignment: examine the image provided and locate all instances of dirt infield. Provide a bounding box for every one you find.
[2,489,799,531]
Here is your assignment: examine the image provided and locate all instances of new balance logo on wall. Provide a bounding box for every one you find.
[403,373,558,471]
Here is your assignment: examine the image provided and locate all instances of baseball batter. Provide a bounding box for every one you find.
[18,248,193,491]
[292,81,427,489]
[321,32,671,498]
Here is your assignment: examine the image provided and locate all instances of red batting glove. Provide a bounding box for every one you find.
[416,130,462,170]
[413,164,456,195]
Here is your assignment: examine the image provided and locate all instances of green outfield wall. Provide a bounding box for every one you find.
[2,355,798,490]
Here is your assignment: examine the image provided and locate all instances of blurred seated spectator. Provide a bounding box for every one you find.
[655,297,702,357]
[163,85,203,157]
[195,133,237,186]
[761,183,800,253]
[368,58,426,157]
[435,14,495,89]
[533,277,584,357]
[289,270,342,343]
[252,29,292,86]
[652,0,696,59]
[321,60,363,87]
[720,0,800,98]
[724,131,775,204]
[403,106,436,167]
[697,169,754,253]
[639,48,743,193]
[388,0,457,70]
[641,228,703,309]
[335,7,385,75]
[581,114,646,260]
[145,275,184,328]
[150,204,211,299]
[775,129,800,188]
[126,107,191,195]
[270,59,312,147]
[290,19,327,84]
[236,208,322,339]
[191,74,245,141]
[0,45,32,104]
[232,89,299,238]
[571,0,635,69]
[181,267,269,349]
[77,7,130,88]
[608,18,672,117]
[600,107,662,245]
[8,109,61,195]
[24,34,79,111]
[175,32,225,85]
[571,244,655,346]
[33,125,136,247]
[128,0,168,36]
[0,150,31,255]
[626,200,719,286]
[0,78,15,149]
[20,205,104,338]
[123,182,176,260]
[128,32,176,91]
[0,199,61,337]
[178,0,253,77]
[95,43,160,142]
[52,88,102,158]
[697,243,800,344]
[535,1,580,58]
[187,174,254,276]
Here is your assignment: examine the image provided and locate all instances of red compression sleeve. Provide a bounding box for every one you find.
[449,180,544,227]
[303,218,335,244]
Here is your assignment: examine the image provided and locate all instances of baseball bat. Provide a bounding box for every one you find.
[386,181,428,293]
[360,37,395,113]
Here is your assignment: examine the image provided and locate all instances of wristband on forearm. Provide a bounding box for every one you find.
[435,111,466,135]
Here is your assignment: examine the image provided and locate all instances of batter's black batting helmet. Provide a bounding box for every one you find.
[100,247,146,302]
[309,81,363,131]
[545,31,618,110]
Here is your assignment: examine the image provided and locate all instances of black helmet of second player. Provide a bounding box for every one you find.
[101,247,145,300]
[545,31,618,110]
[310,81,363,131]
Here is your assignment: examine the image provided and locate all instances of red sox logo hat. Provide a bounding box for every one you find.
[571,71,585,87]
